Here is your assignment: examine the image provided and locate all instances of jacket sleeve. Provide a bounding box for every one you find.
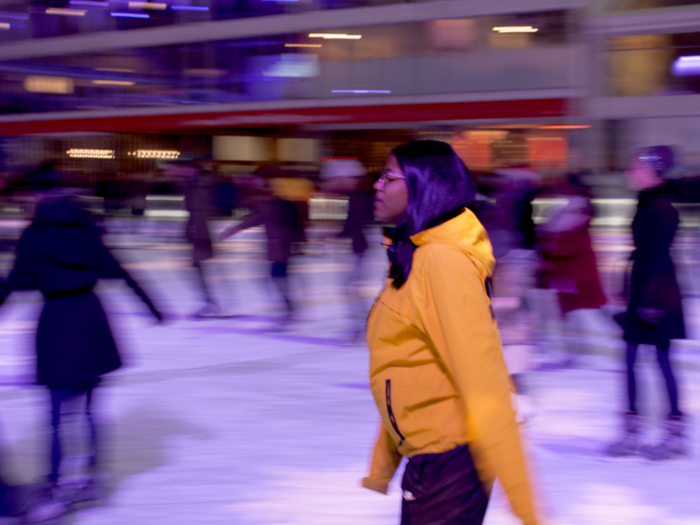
[362,421,402,495]
[3,229,44,294]
[415,245,542,525]
[95,236,162,320]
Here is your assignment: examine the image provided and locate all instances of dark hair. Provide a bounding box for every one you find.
[387,140,476,288]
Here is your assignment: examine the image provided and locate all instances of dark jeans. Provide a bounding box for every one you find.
[0,478,14,516]
[401,445,489,525]
[271,262,292,313]
[626,342,681,417]
[194,264,216,307]
[48,378,100,483]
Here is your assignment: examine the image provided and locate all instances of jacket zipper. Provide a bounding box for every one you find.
[385,379,405,454]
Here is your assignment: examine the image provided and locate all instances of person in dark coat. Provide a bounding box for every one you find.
[320,159,375,341]
[219,170,300,323]
[0,187,162,517]
[167,162,220,318]
[606,146,687,460]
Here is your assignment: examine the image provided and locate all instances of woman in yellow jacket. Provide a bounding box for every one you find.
[363,140,542,525]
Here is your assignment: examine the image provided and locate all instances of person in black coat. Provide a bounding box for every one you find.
[606,146,686,460]
[0,187,162,516]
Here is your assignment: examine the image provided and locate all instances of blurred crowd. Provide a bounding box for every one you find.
[0,146,699,523]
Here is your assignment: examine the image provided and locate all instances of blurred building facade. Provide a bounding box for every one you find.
[1,0,700,174]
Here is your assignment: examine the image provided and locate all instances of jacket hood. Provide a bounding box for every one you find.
[35,189,91,225]
[410,208,495,276]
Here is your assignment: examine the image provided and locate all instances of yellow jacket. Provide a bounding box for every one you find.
[363,209,541,525]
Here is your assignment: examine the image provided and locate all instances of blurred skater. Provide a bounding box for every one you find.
[219,168,301,324]
[168,161,220,318]
[606,146,687,460]
[363,141,543,525]
[320,159,374,341]
[0,182,162,521]
[479,167,541,420]
[537,178,607,367]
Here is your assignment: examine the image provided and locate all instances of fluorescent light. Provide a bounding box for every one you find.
[673,56,700,76]
[24,76,74,94]
[285,44,322,48]
[332,89,390,94]
[92,80,136,86]
[46,8,86,16]
[0,22,9,29]
[94,67,136,73]
[67,149,115,159]
[492,26,538,33]
[69,0,108,5]
[309,33,361,40]
[111,11,150,17]
[129,150,180,159]
[182,68,225,77]
[171,5,209,10]
[129,1,167,9]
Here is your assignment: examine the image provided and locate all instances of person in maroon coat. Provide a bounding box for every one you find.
[537,184,606,365]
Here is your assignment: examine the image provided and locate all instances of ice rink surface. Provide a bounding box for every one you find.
[0,221,698,525]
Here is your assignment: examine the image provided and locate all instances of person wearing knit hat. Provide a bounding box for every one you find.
[320,158,374,341]
[605,145,687,460]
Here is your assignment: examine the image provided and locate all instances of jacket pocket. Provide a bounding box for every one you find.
[386,379,405,452]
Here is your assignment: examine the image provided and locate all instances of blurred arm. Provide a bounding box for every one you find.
[219,209,266,241]
[362,421,402,494]
[97,237,162,321]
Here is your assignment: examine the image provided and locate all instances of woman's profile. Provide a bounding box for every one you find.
[363,140,542,525]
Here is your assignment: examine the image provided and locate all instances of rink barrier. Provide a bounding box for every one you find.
[3,195,700,226]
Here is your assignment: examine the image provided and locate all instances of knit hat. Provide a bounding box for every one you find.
[636,146,675,178]
[320,158,366,178]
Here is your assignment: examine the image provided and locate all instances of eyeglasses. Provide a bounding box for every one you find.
[378,170,406,186]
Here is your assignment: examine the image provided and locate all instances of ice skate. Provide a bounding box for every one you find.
[193,302,221,319]
[22,483,67,524]
[640,415,686,460]
[604,411,642,458]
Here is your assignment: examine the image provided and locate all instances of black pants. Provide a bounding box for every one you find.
[194,264,216,307]
[271,262,292,313]
[626,342,681,417]
[401,445,489,525]
[48,378,100,483]
[0,477,15,516]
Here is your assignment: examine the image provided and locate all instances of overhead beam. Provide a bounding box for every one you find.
[588,6,700,38]
[588,94,700,119]
[0,88,581,134]
[0,0,582,61]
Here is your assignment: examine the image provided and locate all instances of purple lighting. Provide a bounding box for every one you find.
[0,12,30,20]
[672,56,700,76]
[70,0,108,5]
[332,90,391,94]
[171,5,209,10]
[111,11,150,17]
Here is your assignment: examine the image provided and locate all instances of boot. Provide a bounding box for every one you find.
[194,302,220,319]
[604,411,642,457]
[22,482,67,524]
[640,415,686,460]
